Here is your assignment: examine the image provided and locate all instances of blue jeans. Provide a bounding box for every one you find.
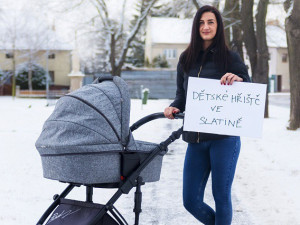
[183,137,241,225]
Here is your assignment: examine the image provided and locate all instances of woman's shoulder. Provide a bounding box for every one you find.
[178,51,186,64]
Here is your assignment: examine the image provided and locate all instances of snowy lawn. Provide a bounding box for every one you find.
[0,96,299,225]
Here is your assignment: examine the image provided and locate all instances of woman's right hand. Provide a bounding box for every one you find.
[164,107,180,119]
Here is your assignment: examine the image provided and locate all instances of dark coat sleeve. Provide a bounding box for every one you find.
[228,51,252,83]
[169,61,186,112]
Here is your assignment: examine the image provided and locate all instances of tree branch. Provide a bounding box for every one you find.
[115,0,127,41]
[192,0,201,10]
[116,0,157,72]
[212,0,220,9]
[90,0,111,32]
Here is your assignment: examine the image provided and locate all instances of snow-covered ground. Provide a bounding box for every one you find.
[0,96,299,225]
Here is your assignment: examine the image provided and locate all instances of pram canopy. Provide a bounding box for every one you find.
[36,75,165,184]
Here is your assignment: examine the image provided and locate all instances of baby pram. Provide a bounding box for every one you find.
[35,74,184,225]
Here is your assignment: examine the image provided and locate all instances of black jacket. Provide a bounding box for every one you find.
[170,49,251,143]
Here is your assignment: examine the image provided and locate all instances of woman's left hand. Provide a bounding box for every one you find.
[220,73,243,85]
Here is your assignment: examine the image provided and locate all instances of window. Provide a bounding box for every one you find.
[48,71,55,84]
[48,53,55,59]
[163,49,177,59]
[5,52,14,59]
[282,53,288,63]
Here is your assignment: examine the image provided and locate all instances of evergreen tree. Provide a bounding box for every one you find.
[16,63,46,90]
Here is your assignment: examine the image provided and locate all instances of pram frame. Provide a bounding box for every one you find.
[37,112,184,225]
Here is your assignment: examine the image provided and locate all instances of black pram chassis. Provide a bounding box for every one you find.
[37,112,184,225]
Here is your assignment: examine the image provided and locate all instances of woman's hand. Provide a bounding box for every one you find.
[164,107,180,119]
[220,73,243,85]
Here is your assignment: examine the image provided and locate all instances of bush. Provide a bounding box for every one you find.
[152,55,169,68]
[16,63,46,90]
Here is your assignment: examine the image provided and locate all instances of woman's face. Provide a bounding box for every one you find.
[199,12,218,44]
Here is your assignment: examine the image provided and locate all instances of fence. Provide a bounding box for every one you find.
[16,86,69,98]
[85,70,178,99]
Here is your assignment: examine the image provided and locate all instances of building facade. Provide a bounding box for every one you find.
[0,31,72,95]
[145,17,192,68]
[0,50,71,86]
[243,24,290,92]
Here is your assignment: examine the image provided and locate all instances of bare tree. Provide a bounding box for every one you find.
[0,8,51,94]
[285,0,300,130]
[222,0,243,60]
[241,0,270,118]
[57,0,158,76]
[100,0,157,76]
[256,0,270,118]
[223,0,235,46]
[0,10,27,97]
[20,21,49,91]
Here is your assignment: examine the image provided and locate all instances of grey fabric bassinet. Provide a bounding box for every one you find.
[36,75,166,184]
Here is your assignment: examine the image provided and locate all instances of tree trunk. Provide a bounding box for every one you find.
[192,0,200,10]
[231,0,244,61]
[285,0,300,130]
[223,0,234,46]
[110,33,118,76]
[12,49,16,98]
[255,0,269,118]
[241,0,257,77]
[107,0,156,77]
[28,63,33,91]
[241,0,269,118]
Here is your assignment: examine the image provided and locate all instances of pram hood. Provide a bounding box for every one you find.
[36,75,166,184]
[36,75,137,155]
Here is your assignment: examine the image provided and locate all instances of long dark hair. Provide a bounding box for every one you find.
[181,5,229,72]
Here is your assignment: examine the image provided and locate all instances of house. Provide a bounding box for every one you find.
[145,17,290,92]
[0,31,72,95]
[145,17,192,68]
[265,24,289,92]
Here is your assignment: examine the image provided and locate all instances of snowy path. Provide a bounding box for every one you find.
[0,97,299,225]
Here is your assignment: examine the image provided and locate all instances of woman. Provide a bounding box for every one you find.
[164,5,251,225]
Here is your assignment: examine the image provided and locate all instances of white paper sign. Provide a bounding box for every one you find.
[183,77,267,138]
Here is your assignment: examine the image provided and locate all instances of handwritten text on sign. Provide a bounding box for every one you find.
[183,77,267,138]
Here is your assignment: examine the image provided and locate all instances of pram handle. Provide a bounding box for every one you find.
[93,75,114,83]
[130,112,184,132]
[173,112,185,119]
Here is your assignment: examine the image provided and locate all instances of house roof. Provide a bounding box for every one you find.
[266,25,287,48]
[150,17,287,48]
[150,17,192,44]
